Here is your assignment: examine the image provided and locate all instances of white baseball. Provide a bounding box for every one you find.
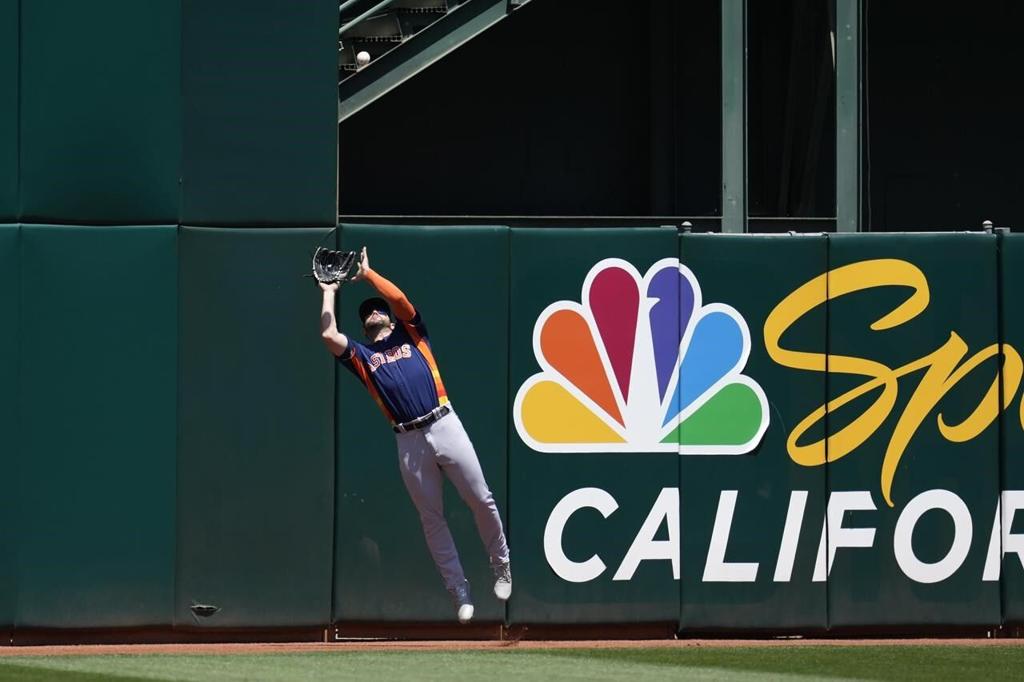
[356,51,371,67]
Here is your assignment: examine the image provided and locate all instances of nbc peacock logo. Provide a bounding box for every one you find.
[514,258,770,454]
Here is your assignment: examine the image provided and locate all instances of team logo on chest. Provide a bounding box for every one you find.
[369,343,413,372]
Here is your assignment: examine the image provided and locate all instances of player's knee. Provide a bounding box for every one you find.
[417,506,445,527]
[468,489,495,513]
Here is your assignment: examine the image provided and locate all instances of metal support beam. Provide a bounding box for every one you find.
[339,1,363,16]
[339,0,393,36]
[721,0,746,233]
[339,0,509,122]
[836,0,862,232]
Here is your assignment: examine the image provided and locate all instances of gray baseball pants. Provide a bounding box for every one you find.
[395,407,509,591]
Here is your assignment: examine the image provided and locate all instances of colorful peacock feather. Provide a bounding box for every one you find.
[514,258,769,454]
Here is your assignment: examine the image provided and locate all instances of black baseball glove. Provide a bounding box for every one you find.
[312,247,360,285]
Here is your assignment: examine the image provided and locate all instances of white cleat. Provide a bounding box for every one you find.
[448,579,474,624]
[492,561,512,601]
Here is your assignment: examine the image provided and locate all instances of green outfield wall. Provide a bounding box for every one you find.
[0,224,17,628]
[1,0,1020,638]
[1,0,336,226]
[180,0,338,226]
[677,234,828,630]
[823,234,1001,626]
[1001,233,1024,622]
[0,2,17,221]
[17,225,177,628]
[334,225,509,623]
[176,227,335,628]
[508,227,681,625]
[19,1,181,224]
[1,225,1023,633]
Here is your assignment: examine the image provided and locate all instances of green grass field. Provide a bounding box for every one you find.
[0,646,1019,682]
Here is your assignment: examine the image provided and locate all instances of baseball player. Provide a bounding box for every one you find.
[318,247,511,624]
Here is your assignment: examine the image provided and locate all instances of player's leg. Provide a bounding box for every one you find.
[395,428,473,621]
[427,409,511,599]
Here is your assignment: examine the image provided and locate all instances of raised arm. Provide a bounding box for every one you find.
[319,281,350,357]
[356,248,416,321]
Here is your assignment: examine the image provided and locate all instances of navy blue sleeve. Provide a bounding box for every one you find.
[338,339,369,381]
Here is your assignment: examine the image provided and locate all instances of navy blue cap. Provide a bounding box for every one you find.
[359,297,391,323]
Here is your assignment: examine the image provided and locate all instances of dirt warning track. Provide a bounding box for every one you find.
[0,639,1020,657]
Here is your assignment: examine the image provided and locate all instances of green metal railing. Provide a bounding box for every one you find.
[337,0,534,122]
[339,0,397,37]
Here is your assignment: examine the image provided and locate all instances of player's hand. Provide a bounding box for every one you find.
[353,247,370,281]
[319,280,340,294]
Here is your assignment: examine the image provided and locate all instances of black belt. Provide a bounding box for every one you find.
[393,404,451,434]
